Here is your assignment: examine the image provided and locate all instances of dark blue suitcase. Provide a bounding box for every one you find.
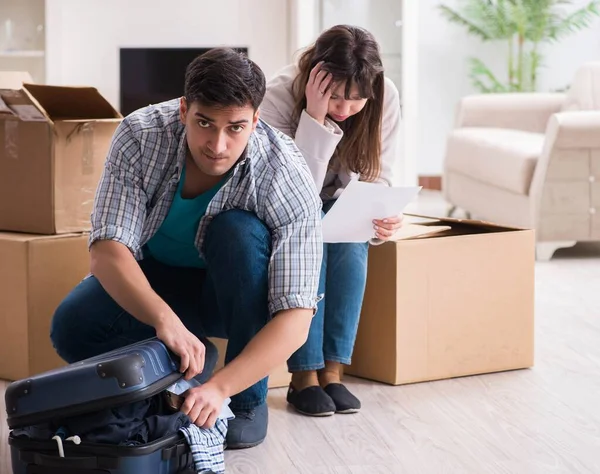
[5,338,202,474]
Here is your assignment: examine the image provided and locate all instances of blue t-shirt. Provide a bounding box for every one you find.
[145,164,226,268]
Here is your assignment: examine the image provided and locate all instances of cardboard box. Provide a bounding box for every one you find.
[0,232,91,381]
[345,215,535,385]
[0,74,122,234]
[209,337,291,389]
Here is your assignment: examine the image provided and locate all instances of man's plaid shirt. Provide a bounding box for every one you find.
[89,99,323,315]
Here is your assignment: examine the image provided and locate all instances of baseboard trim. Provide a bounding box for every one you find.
[418,175,441,190]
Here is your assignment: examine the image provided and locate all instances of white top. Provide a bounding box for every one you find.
[260,64,402,199]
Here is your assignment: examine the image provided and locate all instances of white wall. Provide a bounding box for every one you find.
[45,0,290,111]
[401,0,419,186]
[288,0,320,60]
[418,0,600,176]
[321,0,402,92]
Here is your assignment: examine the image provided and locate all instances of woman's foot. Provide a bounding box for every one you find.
[318,361,361,414]
[291,370,319,391]
[323,383,361,414]
[317,361,342,386]
[287,370,336,417]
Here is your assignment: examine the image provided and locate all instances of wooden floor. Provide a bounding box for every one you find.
[2,193,600,473]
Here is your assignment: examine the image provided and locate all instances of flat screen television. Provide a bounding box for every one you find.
[119,47,249,116]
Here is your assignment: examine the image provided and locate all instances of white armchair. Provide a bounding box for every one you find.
[443,62,600,260]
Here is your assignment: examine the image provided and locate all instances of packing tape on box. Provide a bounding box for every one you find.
[0,96,12,115]
[81,122,94,175]
[4,119,18,160]
[66,122,95,175]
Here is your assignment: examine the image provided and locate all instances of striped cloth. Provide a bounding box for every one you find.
[180,419,228,473]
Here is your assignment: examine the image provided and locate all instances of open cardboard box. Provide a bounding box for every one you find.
[0,73,122,234]
[345,214,535,385]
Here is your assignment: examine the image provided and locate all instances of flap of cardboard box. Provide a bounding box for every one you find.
[390,223,452,241]
[0,71,34,90]
[0,72,36,120]
[0,232,87,243]
[405,213,530,232]
[22,84,122,121]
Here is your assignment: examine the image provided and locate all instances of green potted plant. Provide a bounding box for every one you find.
[438,0,600,92]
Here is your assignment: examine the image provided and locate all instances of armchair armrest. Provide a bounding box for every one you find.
[529,110,600,224]
[456,93,566,133]
[545,110,600,149]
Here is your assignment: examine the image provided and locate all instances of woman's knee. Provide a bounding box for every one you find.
[328,242,368,270]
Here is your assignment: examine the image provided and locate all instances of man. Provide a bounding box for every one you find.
[50,48,323,449]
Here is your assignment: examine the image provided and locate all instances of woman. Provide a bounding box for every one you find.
[260,25,403,416]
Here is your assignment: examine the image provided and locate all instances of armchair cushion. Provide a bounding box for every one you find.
[455,93,565,134]
[445,128,545,195]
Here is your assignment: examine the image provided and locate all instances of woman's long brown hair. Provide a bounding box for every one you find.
[291,25,385,182]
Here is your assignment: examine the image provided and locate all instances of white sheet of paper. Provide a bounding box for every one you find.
[322,181,422,243]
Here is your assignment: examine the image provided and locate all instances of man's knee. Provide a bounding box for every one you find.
[50,293,85,363]
[209,209,269,239]
[205,210,271,259]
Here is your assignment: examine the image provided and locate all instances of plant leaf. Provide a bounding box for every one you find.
[547,0,600,41]
[463,0,513,38]
[522,49,544,91]
[521,0,553,42]
[468,57,509,92]
[438,4,496,40]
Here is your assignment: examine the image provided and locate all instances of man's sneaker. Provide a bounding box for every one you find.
[226,402,268,449]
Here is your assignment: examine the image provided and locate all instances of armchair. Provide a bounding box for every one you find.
[443,62,600,260]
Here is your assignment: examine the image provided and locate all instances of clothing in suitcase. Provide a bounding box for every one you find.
[5,338,227,474]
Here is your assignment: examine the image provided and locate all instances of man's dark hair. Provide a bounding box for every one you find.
[184,48,266,110]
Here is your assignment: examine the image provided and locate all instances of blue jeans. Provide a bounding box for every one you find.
[50,210,272,410]
[287,200,369,371]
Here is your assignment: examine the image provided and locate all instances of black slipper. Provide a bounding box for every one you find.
[323,383,361,414]
[286,384,336,417]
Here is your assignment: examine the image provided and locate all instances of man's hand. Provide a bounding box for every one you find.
[156,315,206,381]
[89,241,206,381]
[180,382,226,429]
[373,214,404,241]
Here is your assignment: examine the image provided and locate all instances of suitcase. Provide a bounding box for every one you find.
[5,338,207,474]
